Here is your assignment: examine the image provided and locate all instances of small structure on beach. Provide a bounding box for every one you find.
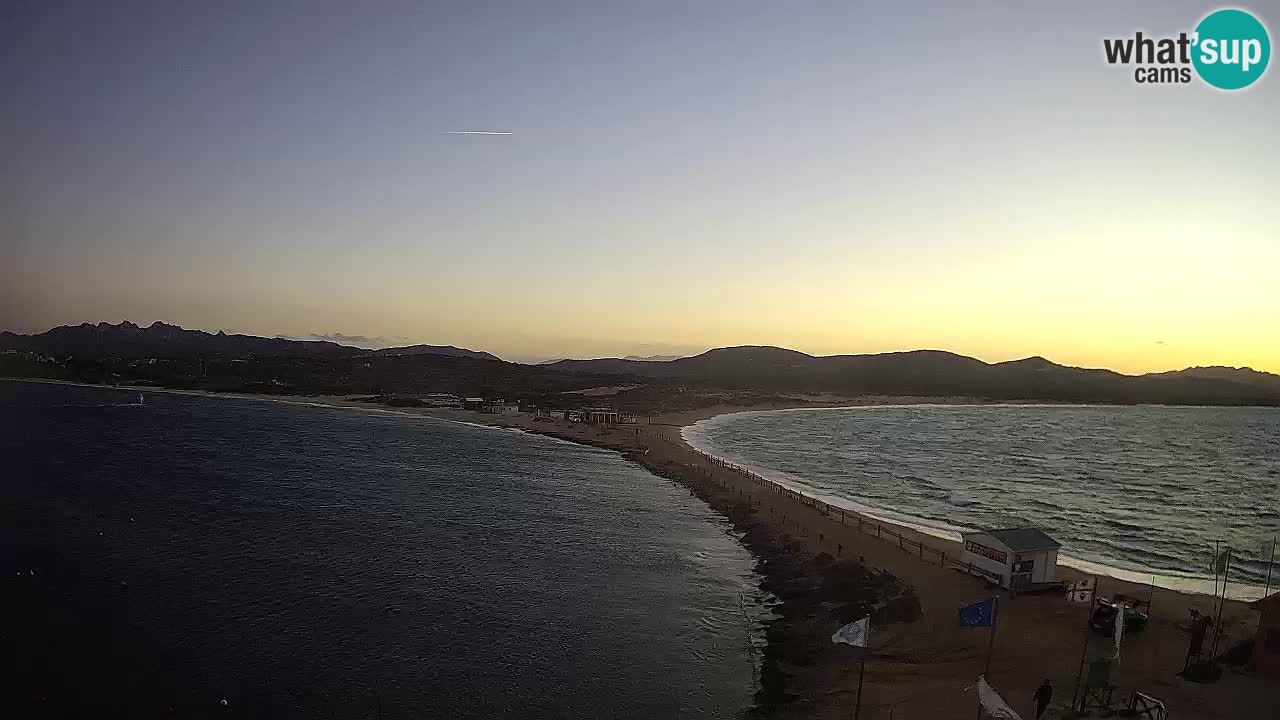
[1254,592,1280,678]
[481,399,520,415]
[581,407,620,424]
[420,393,461,408]
[960,527,1061,590]
[578,407,640,425]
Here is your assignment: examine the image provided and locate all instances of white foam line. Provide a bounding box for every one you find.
[682,414,1272,602]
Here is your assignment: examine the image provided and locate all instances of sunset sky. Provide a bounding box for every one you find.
[4,2,1277,370]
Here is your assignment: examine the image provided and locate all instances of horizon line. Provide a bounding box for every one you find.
[2,319,1274,378]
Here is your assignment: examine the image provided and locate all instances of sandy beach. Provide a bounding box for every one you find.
[413,400,1270,720]
[9,379,1271,718]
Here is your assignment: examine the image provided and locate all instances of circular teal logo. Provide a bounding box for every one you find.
[1192,9,1271,90]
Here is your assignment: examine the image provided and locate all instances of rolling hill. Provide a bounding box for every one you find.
[0,321,500,362]
[547,346,1280,405]
[5,324,1279,407]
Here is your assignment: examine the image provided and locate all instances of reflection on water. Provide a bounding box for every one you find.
[4,381,766,718]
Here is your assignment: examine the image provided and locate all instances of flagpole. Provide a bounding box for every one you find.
[983,595,999,677]
[1071,576,1097,712]
[1212,540,1221,600]
[854,654,866,720]
[1211,547,1232,659]
[1265,537,1275,599]
[977,595,999,720]
[833,616,871,719]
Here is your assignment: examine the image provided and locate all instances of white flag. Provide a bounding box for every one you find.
[977,676,1023,719]
[831,616,870,647]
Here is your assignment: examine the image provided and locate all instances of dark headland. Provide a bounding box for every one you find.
[4,320,1280,410]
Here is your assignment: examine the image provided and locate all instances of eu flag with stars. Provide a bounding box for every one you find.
[959,598,996,627]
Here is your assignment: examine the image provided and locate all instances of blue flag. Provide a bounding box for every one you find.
[959,597,996,627]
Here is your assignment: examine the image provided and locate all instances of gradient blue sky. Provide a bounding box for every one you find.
[4,1,1277,368]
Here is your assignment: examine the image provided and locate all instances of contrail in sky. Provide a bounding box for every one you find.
[444,131,513,135]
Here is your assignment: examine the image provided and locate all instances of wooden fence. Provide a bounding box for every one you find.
[674,440,1000,581]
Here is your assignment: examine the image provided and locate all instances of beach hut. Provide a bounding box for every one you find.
[960,527,1061,590]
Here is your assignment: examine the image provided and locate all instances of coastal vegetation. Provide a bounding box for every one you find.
[5,321,1280,410]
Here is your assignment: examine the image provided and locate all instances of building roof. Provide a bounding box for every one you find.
[982,527,1061,551]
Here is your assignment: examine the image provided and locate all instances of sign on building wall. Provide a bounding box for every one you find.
[965,540,1008,565]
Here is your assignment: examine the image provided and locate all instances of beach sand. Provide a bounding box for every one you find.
[415,401,1270,720]
[9,380,1270,718]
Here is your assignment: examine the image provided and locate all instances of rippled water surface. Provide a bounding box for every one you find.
[4,381,764,718]
[686,404,1279,597]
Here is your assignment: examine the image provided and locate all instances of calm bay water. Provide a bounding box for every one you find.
[3,381,765,718]
[685,404,1280,599]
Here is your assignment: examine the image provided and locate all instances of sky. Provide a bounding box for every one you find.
[3,1,1277,369]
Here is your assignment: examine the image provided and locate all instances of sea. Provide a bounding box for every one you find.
[3,380,767,718]
[685,404,1280,600]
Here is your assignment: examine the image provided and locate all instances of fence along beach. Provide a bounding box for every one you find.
[24,384,1271,718]
[428,401,1271,720]
[683,403,1279,602]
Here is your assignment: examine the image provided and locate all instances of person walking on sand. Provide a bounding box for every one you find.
[1033,678,1053,719]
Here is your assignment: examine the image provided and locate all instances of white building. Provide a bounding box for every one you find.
[959,527,1060,590]
[420,393,461,408]
[582,408,619,424]
[482,399,520,415]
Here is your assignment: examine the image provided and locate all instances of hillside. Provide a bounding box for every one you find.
[372,344,501,362]
[5,324,1279,407]
[0,321,501,362]
[548,347,1280,405]
[0,321,353,359]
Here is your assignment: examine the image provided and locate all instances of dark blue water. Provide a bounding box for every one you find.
[3,381,765,718]
[687,404,1280,599]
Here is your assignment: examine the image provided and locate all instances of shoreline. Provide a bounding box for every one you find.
[7,378,1271,718]
[391,405,1269,719]
[436,402,1267,718]
[681,406,1273,602]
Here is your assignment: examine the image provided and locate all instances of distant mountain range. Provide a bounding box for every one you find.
[547,346,1280,405]
[4,323,1279,406]
[370,344,500,361]
[0,321,500,362]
